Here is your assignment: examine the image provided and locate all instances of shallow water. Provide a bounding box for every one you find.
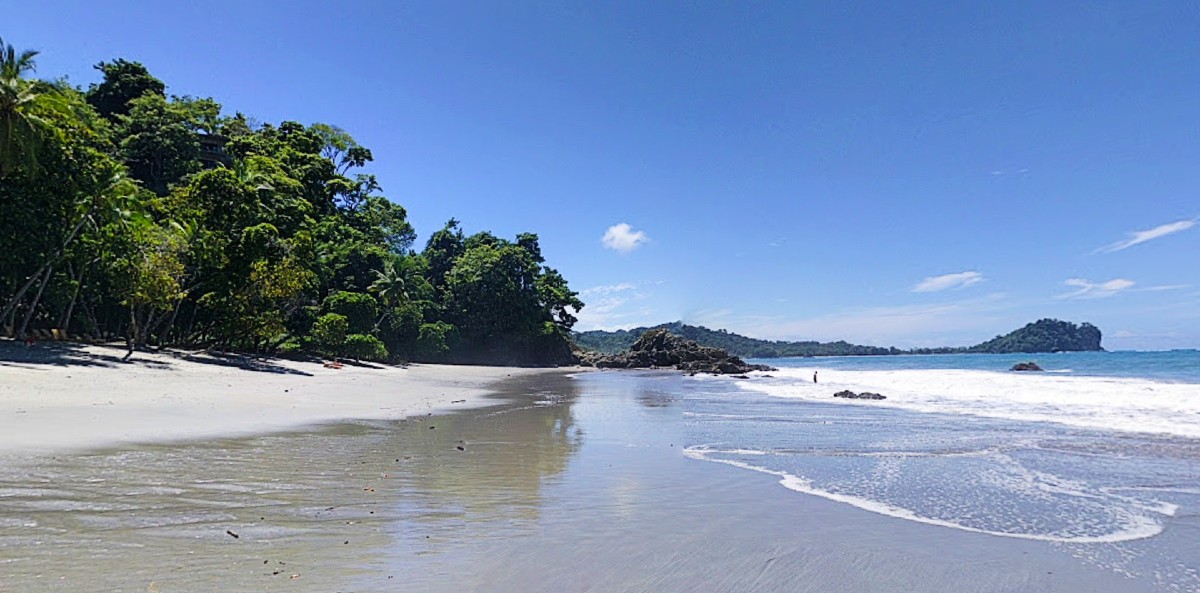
[1,370,1197,592]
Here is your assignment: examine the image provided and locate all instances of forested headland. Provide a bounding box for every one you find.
[0,38,583,365]
[576,319,1104,357]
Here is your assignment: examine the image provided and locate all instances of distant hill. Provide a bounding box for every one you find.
[575,322,902,358]
[961,318,1103,354]
[573,319,1103,358]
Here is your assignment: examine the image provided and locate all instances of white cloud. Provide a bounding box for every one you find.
[601,223,649,253]
[580,283,636,296]
[1096,219,1196,253]
[912,271,984,293]
[1056,278,1135,300]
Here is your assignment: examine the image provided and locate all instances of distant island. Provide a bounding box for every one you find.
[574,319,1103,358]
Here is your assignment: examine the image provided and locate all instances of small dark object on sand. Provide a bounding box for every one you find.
[226,530,239,539]
[428,426,435,429]
[456,445,465,451]
[1011,361,1043,371]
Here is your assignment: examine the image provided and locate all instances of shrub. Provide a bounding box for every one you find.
[312,313,349,356]
[343,333,388,362]
[415,321,455,361]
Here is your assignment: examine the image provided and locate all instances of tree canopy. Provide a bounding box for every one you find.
[0,38,582,365]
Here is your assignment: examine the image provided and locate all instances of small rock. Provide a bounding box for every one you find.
[833,390,886,400]
[1011,361,1043,371]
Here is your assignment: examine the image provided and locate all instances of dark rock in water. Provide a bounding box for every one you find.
[833,390,886,400]
[1011,361,1043,371]
[575,329,776,375]
[731,374,750,379]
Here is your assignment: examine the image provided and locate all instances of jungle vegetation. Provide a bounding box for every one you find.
[0,37,582,365]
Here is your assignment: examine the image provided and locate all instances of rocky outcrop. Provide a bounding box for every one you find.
[833,390,886,400]
[576,329,776,375]
[1011,361,1043,371]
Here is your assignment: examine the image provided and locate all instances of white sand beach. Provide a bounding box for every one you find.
[0,341,554,453]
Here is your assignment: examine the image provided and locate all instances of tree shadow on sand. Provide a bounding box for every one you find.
[0,341,313,376]
[177,351,315,376]
[0,341,173,369]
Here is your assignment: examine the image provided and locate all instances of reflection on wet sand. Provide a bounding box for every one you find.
[0,372,579,592]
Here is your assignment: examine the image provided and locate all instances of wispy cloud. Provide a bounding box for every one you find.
[574,281,659,331]
[727,294,1013,348]
[1137,284,1189,293]
[601,223,649,253]
[1096,219,1196,253]
[1056,278,1135,300]
[686,308,733,327]
[912,271,984,293]
[581,283,636,296]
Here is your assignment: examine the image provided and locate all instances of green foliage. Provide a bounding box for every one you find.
[576,319,1103,358]
[965,319,1103,354]
[85,59,164,120]
[312,313,349,356]
[416,321,454,360]
[0,40,583,366]
[0,37,82,177]
[117,94,202,194]
[343,333,388,362]
[422,219,465,289]
[323,291,376,334]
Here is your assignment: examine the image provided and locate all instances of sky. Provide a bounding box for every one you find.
[9,1,1200,350]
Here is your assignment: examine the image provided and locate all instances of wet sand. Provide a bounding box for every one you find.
[0,370,1166,592]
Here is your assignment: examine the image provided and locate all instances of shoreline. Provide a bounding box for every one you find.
[0,357,1191,591]
[0,341,574,454]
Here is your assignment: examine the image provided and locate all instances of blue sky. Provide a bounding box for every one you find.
[10,1,1200,349]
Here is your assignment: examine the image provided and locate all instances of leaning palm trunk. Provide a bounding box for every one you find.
[16,265,52,339]
[0,204,93,324]
[57,263,82,333]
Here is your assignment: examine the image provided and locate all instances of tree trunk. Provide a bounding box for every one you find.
[58,263,80,334]
[80,292,102,339]
[157,298,184,349]
[16,266,52,339]
[0,269,43,330]
[124,305,137,360]
[0,203,93,324]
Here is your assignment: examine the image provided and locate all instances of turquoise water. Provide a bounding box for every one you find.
[754,349,1200,383]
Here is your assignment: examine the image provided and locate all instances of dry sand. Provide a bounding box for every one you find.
[0,341,556,453]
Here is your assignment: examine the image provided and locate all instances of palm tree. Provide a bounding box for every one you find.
[1,171,139,333]
[368,257,428,328]
[0,36,66,175]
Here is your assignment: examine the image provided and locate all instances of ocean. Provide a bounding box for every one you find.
[680,350,1200,589]
[3,352,1198,591]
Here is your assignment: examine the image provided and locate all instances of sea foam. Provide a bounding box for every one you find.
[733,368,1200,438]
[683,445,1170,543]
